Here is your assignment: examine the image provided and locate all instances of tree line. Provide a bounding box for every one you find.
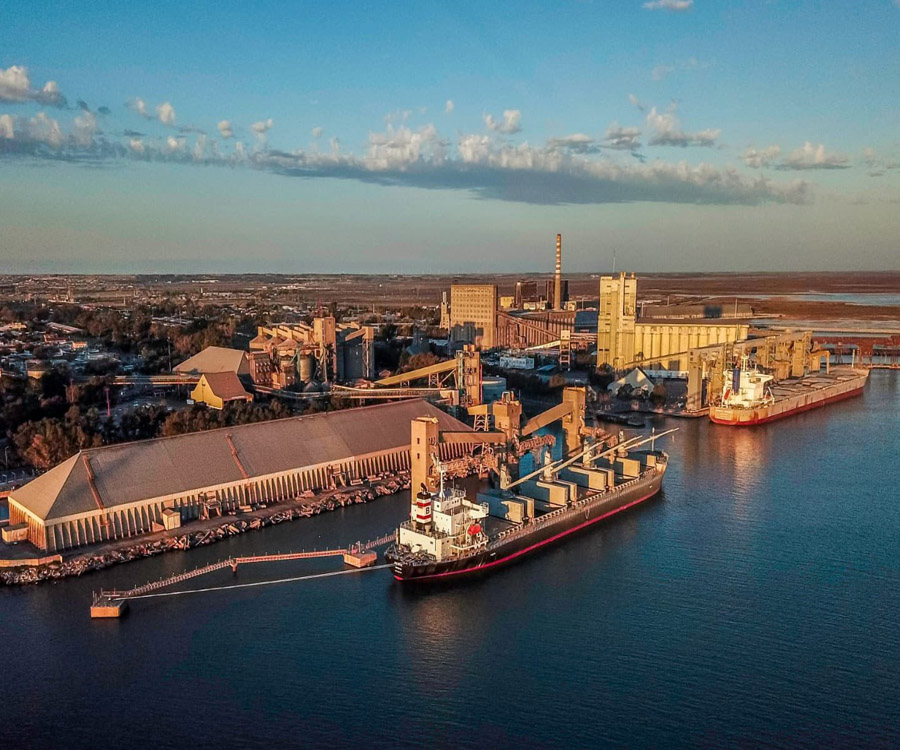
[1,370,346,471]
[1,300,258,374]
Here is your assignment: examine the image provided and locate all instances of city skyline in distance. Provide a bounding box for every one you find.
[1,1,899,274]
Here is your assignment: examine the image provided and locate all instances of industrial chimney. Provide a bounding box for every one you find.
[554,233,562,310]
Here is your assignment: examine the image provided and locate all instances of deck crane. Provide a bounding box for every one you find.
[501,428,678,491]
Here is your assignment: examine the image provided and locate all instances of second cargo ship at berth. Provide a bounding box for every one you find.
[709,358,868,426]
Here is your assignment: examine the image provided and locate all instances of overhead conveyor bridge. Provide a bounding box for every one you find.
[373,346,483,406]
[375,359,459,386]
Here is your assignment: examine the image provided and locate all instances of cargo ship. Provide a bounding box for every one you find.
[709,359,868,426]
[385,430,674,582]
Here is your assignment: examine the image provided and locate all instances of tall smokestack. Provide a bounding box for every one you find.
[554,233,562,310]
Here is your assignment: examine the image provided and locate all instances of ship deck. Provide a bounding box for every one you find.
[768,367,864,403]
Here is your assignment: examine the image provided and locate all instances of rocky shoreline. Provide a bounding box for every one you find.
[1,473,410,587]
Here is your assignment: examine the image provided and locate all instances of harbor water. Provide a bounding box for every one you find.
[1,371,899,749]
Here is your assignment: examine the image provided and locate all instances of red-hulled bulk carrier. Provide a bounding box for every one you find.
[708,361,868,426]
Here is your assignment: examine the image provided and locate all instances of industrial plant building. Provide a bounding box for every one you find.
[447,235,576,352]
[7,400,470,554]
[597,272,749,372]
[249,320,375,387]
[449,284,498,349]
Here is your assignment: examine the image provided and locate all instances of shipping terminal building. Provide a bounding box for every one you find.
[6,400,470,554]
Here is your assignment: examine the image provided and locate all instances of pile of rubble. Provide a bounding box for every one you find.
[1,473,411,587]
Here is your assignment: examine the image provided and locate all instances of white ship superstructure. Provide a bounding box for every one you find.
[399,483,489,563]
[721,356,775,408]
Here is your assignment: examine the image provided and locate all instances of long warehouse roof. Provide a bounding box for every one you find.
[11,400,468,522]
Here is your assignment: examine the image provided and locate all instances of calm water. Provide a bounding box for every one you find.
[2,372,900,749]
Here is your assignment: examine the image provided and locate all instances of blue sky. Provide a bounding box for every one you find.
[1,1,899,273]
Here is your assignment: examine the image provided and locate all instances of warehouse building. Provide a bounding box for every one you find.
[174,346,250,376]
[7,400,470,553]
[190,372,253,409]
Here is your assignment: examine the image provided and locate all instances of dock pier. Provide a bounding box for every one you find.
[91,596,128,619]
[89,533,395,618]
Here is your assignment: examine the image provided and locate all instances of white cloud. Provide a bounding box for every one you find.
[0,112,64,148]
[605,123,643,150]
[365,123,443,170]
[26,112,63,147]
[193,134,207,160]
[646,105,720,147]
[156,101,176,126]
[217,120,234,139]
[128,97,176,125]
[0,114,14,139]
[860,147,900,176]
[652,65,675,82]
[743,145,781,168]
[252,118,274,136]
[547,133,598,154]
[458,133,492,163]
[311,126,323,138]
[0,108,807,208]
[628,93,645,113]
[547,130,644,156]
[72,111,98,147]
[445,99,455,115]
[254,129,807,207]
[0,65,66,106]
[643,0,693,11]
[128,98,149,118]
[36,80,65,106]
[0,65,30,101]
[778,142,850,170]
[484,109,522,134]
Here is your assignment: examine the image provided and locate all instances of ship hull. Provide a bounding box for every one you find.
[709,370,868,426]
[387,467,663,582]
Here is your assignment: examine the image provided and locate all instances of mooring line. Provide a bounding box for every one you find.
[127,563,393,600]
